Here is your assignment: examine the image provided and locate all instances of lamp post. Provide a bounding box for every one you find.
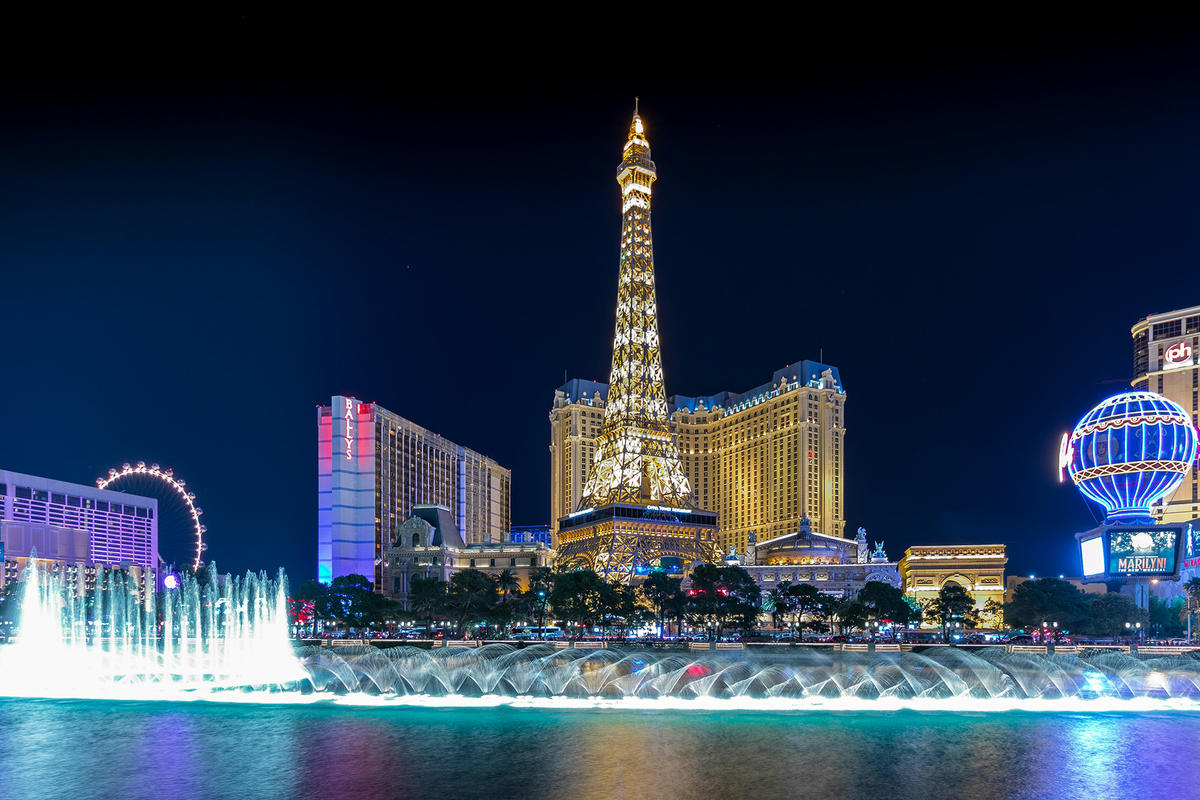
[538,591,547,639]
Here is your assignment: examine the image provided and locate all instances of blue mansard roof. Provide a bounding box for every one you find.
[555,361,843,414]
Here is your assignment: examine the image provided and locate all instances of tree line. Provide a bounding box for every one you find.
[292,564,919,640]
[1002,576,1200,640]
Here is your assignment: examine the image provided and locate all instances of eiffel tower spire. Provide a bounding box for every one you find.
[556,105,718,580]
[579,104,695,510]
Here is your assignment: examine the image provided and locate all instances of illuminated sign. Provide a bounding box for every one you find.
[1080,536,1105,576]
[647,505,691,514]
[1164,340,1193,370]
[1184,524,1200,570]
[1058,432,1073,483]
[344,398,355,461]
[1108,527,1179,575]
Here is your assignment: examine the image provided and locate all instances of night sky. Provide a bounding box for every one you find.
[3,22,1199,582]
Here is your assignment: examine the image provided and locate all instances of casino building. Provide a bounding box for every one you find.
[0,468,158,594]
[317,396,511,591]
[736,523,901,597]
[550,361,846,554]
[381,505,552,608]
[1131,305,1200,525]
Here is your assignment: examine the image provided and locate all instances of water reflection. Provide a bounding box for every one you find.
[1,700,1198,800]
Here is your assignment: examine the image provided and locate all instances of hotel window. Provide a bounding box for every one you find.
[1154,320,1183,339]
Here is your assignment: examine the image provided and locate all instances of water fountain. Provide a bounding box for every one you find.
[4,563,1200,711]
[291,641,1200,711]
[0,562,305,700]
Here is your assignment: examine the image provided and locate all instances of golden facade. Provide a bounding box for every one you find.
[899,544,1007,627]
[1131,305,1200,525]
[550,363,845,554]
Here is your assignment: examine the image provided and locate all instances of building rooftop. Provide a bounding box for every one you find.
[0,468,158,510]
[555,361,844,414]
[411,504,465,549]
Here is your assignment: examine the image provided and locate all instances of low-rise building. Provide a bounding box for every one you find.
[382,505,552,609]
[1,519,156,599]
[899,544,1007,626]
[508,524,552,545]
[735,521,900,597]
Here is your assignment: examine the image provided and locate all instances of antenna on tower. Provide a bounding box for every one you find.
[634,96,639,115]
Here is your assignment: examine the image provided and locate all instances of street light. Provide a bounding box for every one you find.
[536,589,547,640]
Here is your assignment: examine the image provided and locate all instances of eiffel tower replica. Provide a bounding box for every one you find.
[556,103,719,582]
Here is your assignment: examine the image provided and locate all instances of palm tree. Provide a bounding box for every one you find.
[492,570,521,637]
[1184,577,1200,641]
[409,574,444,637]
[496,569,520,600]
[766,581,792,632]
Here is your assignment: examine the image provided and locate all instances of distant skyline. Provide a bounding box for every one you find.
[3,23,1199,581]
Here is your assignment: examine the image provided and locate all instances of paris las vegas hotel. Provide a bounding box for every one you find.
[550,363,846,554]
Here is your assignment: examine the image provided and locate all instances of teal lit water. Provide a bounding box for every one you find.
[0,699,1196,800]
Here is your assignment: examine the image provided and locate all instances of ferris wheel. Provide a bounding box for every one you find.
[97,462,207,571]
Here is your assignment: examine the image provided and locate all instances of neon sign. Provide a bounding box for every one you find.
[1164,340,1193,370]
[1058,432,1073,483]
[344,398,355,461]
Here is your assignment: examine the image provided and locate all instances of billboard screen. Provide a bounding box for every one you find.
[1108,527,1180,576]
[1184,524,1200,570]
[1080,536,1105,576]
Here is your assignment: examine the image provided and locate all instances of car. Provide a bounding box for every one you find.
[1005,634,1034,644]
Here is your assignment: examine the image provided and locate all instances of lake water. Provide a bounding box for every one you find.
[1,698,1196,800]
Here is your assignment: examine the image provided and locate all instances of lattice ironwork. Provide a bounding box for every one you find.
[556,514,720,582]
[579,105,694,510]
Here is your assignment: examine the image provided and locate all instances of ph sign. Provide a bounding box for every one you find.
[1164,340,1193,370]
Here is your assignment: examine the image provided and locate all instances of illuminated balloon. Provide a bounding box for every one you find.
[1068,391,1198,521]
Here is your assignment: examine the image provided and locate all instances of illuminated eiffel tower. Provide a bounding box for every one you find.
[556,103,719,581]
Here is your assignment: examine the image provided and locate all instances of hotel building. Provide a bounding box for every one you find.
[0,468,158,592]
[550,361,846,553]
[317,396,511,591]
[1131,305,1200,524]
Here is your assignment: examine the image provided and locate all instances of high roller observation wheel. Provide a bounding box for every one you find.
[96,461,207,571]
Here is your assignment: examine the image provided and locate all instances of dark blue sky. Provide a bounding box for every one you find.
[3,22,1199,581]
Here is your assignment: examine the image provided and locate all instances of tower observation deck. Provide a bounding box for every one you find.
[556,104,719,581]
